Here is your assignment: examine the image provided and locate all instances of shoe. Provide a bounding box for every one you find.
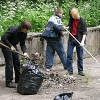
[78,72,85,76]
[15,80,19,83]
[6,82,16,88]
[43,66,51,72]
[15,77,20,83]
[69,72,73,75]
[67,71,73,75]
[15,81,18,83]
[46,69,51,72]
[64,67,66,70]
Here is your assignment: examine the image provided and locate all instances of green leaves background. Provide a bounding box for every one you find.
[0,0,100,36]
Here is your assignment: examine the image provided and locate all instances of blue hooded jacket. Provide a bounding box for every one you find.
[42,15,63,38]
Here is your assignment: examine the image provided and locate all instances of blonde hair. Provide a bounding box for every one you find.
[70,7,80,19]
[70,7,79,16]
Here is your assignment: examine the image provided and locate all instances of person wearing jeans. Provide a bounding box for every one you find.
[67,39,83,73]
[66,7,87,76]
[45,38,67,70]
[42,8,67,71]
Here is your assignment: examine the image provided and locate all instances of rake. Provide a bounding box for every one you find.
[65,28,100,65]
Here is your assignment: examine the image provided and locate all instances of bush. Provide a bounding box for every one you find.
[0,0,100,36]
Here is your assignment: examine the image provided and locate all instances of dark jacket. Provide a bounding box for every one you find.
[1,26,27,53]
[42,15,63,39]
[68,17,87,44]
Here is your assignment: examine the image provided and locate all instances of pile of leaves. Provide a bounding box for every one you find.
[41,72,76,90]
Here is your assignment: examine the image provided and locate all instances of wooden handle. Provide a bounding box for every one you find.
[0,42,31,60]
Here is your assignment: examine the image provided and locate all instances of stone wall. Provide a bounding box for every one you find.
[0,26,100,66]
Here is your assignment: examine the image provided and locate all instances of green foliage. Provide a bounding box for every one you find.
[0,0,100,36]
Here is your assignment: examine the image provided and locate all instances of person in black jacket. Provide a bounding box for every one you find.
[1,20,32,88]
[42,8,67,72]
[66,7,87,76]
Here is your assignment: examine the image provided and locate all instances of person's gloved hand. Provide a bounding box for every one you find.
[80,40,84,47]
[24,53,29,58]
[11,46,16,51]
[62,26,67,30]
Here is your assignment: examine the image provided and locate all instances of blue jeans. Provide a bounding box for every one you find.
[45,38,67,69]
[66,39,83,73]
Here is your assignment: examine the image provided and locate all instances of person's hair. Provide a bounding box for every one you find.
[69,7,74,21]
[55,8,62,15]
[69,7,79,16]
[20,20,32,30]
[69,7,79,21]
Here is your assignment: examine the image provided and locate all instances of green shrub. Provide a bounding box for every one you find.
[0,0,100,36]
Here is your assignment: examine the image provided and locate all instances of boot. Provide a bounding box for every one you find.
[6,82,16,88]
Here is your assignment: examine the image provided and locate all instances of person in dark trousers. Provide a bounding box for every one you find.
[1,20,32,88]
[66,7,87,76]
[42,8,67,72]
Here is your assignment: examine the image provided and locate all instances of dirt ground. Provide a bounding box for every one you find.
[0,55,100,100]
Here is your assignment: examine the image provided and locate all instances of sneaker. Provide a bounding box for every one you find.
[67,71,73,75]
[6,82,16,88]
[64,67,66,70]
[43,66,51,72]
[78,72,85,76]
[69,72,73,75]
[46,69,51,72]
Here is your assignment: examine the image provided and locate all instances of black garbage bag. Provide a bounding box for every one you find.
[54,92,73,100]
[17,61,44,95]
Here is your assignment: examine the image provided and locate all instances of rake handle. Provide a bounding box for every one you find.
[65,29,100,65]
[0,42,31,60]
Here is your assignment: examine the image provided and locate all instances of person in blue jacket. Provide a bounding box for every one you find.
[42,8,67,71]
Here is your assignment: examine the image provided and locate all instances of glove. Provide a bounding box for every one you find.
[80,40,84,47]
[62,26,67,30]
[11,46,16,51]
[24,53,29,58]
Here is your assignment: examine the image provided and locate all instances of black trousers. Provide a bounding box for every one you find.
[2,47,21,85]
